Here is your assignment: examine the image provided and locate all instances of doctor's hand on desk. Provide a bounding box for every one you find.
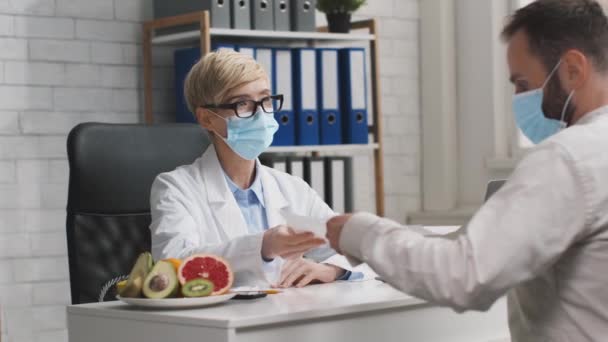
[275,258,345,288]
[326,214,354,254]
[261,225,326,261]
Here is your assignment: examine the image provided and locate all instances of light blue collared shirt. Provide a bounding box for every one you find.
[222,164,356,281]
[223,165,268,235]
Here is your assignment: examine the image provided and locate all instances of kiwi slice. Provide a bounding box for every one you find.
[182,279,214,298]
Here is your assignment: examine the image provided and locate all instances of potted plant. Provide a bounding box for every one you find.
[317,0,367,33]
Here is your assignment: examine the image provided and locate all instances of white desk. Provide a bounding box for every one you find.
[67,280,509,342]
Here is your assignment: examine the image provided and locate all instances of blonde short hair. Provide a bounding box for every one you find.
[184,49,268,113]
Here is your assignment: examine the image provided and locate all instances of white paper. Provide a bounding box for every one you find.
[281,211,327,238]
[281,211,364,266]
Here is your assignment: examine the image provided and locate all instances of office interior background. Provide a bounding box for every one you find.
[0,0,541,341]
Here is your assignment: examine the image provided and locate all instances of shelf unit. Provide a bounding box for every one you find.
[267,143,379,154]
[152,28,375,45]
[142,11,385,215]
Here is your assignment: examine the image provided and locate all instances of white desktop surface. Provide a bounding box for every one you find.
[68,279,510,342]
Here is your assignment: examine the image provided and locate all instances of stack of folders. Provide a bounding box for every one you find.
[153,0,316,32]
[260,155,354,213]
[174,45,369,146]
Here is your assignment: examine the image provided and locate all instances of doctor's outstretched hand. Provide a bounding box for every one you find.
[326,214,354,254]
[261,225,326,261]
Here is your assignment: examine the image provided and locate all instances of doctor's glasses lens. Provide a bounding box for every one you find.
[234,95,284,117]
[262,94,283,114]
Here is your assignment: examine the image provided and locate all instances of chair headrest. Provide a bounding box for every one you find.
[67,123,211,214]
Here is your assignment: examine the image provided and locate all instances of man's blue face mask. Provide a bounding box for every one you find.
[512,60,575,144]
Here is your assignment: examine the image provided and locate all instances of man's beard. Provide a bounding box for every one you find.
[542,76,576,125]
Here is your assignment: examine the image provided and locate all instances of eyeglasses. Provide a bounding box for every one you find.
[203,94,284,118]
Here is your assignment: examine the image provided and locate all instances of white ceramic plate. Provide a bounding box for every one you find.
[116,293,236,309]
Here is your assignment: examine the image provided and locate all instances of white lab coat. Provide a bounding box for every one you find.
[150,145,349,287]
[340,106,608,341]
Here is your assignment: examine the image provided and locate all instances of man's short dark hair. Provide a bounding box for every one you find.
[502,0,608,73]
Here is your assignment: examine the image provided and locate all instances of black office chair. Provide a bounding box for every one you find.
[66,123,211,304]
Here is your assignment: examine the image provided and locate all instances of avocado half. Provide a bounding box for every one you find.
[119,252,154,298]
[142,260,179,299]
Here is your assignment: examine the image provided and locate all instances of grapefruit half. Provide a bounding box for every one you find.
[178,254,234,295]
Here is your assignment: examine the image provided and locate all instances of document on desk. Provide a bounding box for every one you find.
[282,211,363,267]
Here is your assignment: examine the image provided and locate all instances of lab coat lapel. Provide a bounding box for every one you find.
[259,165,290,229]
[199,146,249,240]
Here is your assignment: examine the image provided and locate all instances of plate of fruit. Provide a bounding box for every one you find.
[116,252,236,309]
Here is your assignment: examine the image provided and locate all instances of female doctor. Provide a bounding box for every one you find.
[150,50,356,288]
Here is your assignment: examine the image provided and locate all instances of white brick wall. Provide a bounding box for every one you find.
[123,43,142,65]
[353,1,422,222]
[5,61,66,86]
[0,86,53,110]
[0,111,20,134]
[0,283,33,308]
[0,1,421,341]
[56,0,114,20]
[114,0,146,22]
[30,233,69,257]
[0,1,143,341]
[0,161,15,183]
[101,65,139,88]
[64,64,101,87]
[0,38,28,59]
[0,0,55,16]
[32,282,71,305]
[13,258,69,282]
[14,16,74,39]
[0,234,30,258]
[0,15,13,36]
[29,39,90,62]
[23,209,65,233]
[53,88,113,111]
[75,19,140,43]
[91,42,123,64]
[0,260,14,284]
[20,112,81,134]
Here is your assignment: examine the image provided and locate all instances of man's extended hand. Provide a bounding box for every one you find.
[326,214,353,254]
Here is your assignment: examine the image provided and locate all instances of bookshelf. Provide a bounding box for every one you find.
[142,11,385,215]
[266,143,378,154]
[152,27,375,45]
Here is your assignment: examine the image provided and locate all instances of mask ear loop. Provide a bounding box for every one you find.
[542,60,574,129]
[204,108,230,139]
[541,60,563,89]
[559,90,575,129]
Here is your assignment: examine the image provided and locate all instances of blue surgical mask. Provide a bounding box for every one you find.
[210,109,279,160]
[512,60,574,144]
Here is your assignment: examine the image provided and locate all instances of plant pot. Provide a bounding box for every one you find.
[326,12,352,33]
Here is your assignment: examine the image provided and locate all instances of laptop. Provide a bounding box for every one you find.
[484,180,506,202]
